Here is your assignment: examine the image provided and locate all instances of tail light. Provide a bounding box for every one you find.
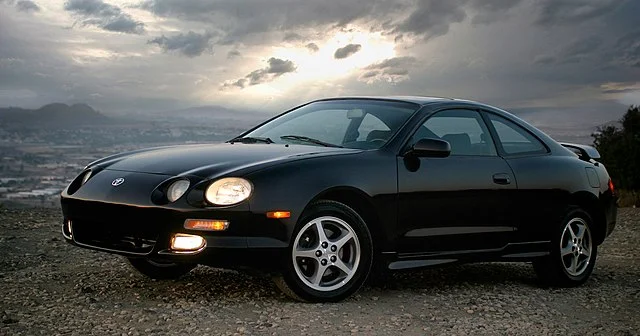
[608,179,615,194]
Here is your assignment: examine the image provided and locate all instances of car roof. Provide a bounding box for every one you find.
[313,96,467,106]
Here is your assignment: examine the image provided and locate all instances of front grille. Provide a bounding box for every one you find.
[71,220,158,255]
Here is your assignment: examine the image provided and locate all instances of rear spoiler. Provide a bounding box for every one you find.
[560,143,601,162]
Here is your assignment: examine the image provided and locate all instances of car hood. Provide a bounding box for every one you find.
[93,143,360,178]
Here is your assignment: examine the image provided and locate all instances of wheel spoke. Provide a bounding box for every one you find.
[561,243,573,257]
[311,264,328,285]
[580,247,591,257]
[315,221,329,243]
[334,259,352,275]
[570,255,578,273]
[567,225,577,240]
[294,248,318,259]
[333,231,354,250]
[575,223,586,239]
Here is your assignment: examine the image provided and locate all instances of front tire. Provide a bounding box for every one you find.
[533,207,597,287]
[274,200,373,302]
[128,258,196,280]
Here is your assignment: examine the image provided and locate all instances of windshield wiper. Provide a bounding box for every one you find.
[280,135,343,148]
[228,136,273,144]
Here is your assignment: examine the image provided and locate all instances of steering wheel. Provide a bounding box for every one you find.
[367,138,387,148]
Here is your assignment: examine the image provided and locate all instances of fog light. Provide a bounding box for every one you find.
[170,233,206,251]
[184,219,229,231]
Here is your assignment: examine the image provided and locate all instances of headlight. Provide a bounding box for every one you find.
[80,170,92,185]
[167,179,190,202]
[205,177,252,205]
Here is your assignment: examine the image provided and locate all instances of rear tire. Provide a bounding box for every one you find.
[533,207,597,287]
[274,200,373,302]
[128,258,196,280]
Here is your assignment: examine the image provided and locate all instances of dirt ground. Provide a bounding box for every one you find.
[1,208,639,335]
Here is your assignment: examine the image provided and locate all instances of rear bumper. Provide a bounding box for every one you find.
[61,197,290,271]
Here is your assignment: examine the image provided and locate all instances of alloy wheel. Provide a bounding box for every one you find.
[560,217,593,276]
[292,216,361,291]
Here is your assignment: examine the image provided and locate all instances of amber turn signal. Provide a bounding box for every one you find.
[184,219,229,231]
[266,211,291,219]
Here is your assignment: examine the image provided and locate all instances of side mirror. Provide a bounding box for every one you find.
[408,138,451,158]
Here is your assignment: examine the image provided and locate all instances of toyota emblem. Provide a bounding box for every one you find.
[111,178,125,186]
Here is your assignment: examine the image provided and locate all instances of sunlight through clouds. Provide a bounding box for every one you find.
[260,28,396,87]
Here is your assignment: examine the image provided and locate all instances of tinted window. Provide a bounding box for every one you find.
[410,109,497,156]
[256,109,349,145]
[488,114,547,155]
[245,100,418,149]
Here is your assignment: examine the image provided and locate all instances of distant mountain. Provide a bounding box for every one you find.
[0,103,109,127]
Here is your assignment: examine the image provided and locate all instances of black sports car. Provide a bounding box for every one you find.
[61,96,617,302]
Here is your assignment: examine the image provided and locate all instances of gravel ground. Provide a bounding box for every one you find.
[1,208,639,336]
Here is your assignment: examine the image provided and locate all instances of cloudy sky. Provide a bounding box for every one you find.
[0,0,639,137]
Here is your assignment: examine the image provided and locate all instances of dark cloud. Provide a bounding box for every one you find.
[0,0,40,12]
[468,0,524,25]
[283,32,304,42]
[559,36,602,63]
[534,36,602,65]
[227,49,241,59]
[360,70,379,79]
[16,0,39,12]
[365,56,417,70]
[265,57,296,74]
[222,57,296,89]
[148,31,215,57]
[382,67,409,76]
[305,42,319,52]
[393,0,467,40]
[137,0,532,46]
[64,0,145,34]
[138,0,388,40]
[334,43,361,59]
[612,30,640,67]
[533,55,556,65]
[535,0,624,26]
[360,56,416,82]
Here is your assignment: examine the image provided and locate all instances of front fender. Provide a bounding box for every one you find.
[245,151,398,243]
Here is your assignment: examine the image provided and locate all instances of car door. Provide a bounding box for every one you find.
[483,112,564,244]
[397,109,517,255]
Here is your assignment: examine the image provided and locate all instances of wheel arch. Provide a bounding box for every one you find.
[569,191,607,245]
[306,187,383,253]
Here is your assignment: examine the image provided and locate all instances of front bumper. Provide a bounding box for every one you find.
[61,197,290,271]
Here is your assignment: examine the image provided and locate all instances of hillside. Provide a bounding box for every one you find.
[0,103,109,127]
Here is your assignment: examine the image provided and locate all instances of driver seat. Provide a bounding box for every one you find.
[366,130,392,142]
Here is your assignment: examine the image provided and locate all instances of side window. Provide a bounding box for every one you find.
[356,114,391,141]
[487,114,547,155]
[411,109,497,156]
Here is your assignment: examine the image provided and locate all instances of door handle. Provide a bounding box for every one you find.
[493,173,511,185]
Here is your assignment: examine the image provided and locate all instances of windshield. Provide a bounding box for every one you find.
[241,100,419,149]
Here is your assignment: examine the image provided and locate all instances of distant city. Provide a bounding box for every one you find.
[0,103,261,208]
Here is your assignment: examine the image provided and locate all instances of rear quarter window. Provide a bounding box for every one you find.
[487,113,548,156]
